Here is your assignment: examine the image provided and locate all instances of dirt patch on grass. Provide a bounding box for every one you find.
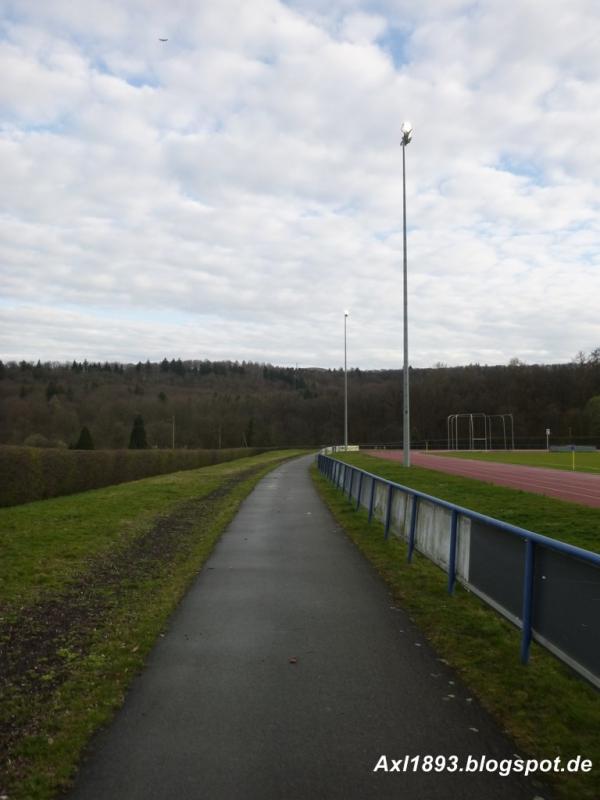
[0,465,264,794]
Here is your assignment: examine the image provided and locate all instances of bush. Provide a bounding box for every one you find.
[23,434,53,448]
[0,447,269,507]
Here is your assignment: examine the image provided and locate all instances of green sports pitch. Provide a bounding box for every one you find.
[437,449,600,474]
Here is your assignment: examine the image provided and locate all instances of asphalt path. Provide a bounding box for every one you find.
[65,455,548,800]
[369,450,600,508]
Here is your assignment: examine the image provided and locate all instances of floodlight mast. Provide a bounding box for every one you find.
[401,121,412,467]
[344,310,349,451]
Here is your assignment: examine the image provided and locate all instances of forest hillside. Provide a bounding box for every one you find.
[1,351,599,450]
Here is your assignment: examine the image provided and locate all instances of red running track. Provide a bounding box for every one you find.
[367,450,600,509]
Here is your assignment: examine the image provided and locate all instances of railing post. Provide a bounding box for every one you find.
[347,468,354,499]
[384,484,394,539]
[407,495,418,562]
[368,478,376,523]
[356,472,364,510]
[447,510,458,594]
[520,538,536,664]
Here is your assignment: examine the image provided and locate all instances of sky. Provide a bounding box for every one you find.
[1,0,599,369]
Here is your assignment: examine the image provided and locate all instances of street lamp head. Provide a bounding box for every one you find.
[401,120,413,145]
[344,309,349,317]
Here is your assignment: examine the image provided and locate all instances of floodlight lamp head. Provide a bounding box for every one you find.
[401,120,413,145]
[344,309,349,317]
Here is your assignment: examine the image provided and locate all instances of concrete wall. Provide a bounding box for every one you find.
[350,472,471,581]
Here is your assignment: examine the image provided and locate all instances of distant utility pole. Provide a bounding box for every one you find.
[172,416,175,449]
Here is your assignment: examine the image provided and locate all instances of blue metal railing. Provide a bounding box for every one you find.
[317,453,600,684]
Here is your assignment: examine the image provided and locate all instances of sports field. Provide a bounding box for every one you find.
[368,450,600,508]
[436,449,600,474]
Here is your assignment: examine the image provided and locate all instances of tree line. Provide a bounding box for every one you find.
[1,350,599,450]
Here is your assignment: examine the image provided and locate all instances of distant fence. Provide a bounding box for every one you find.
[550,445,597,452]
[317,453,600,688]
[355,436,600,451]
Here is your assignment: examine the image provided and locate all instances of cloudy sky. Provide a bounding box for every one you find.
[1,0,599,369]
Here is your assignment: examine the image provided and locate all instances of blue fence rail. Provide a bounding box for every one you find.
[317,453,600,688]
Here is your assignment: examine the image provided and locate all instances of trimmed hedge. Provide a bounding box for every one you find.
[0,446,268,507]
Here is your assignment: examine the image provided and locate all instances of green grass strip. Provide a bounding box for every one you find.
[0,450,308,608]
[311,463,600,800]
[0,450,307,800]
[333,452,600,554]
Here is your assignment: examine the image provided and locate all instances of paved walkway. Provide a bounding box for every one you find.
[65,455,546,800]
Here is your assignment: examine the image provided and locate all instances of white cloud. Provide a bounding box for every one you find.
[340,12,387,43]
[1,0,599,368]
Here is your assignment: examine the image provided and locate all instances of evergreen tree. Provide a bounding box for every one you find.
[129,414,148,449]
[74,426,94,450]
[46,380,62,401]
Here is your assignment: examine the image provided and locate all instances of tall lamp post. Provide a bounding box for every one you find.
[344,310,349,451]
[401,121,413,467]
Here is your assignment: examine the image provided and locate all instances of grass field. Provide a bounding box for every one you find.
[311,462,600,800]
[0,449,307,800]
[437,449,600,474]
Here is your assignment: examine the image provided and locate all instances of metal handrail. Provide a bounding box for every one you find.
[317,453,600,685]
[320,455,600,566]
